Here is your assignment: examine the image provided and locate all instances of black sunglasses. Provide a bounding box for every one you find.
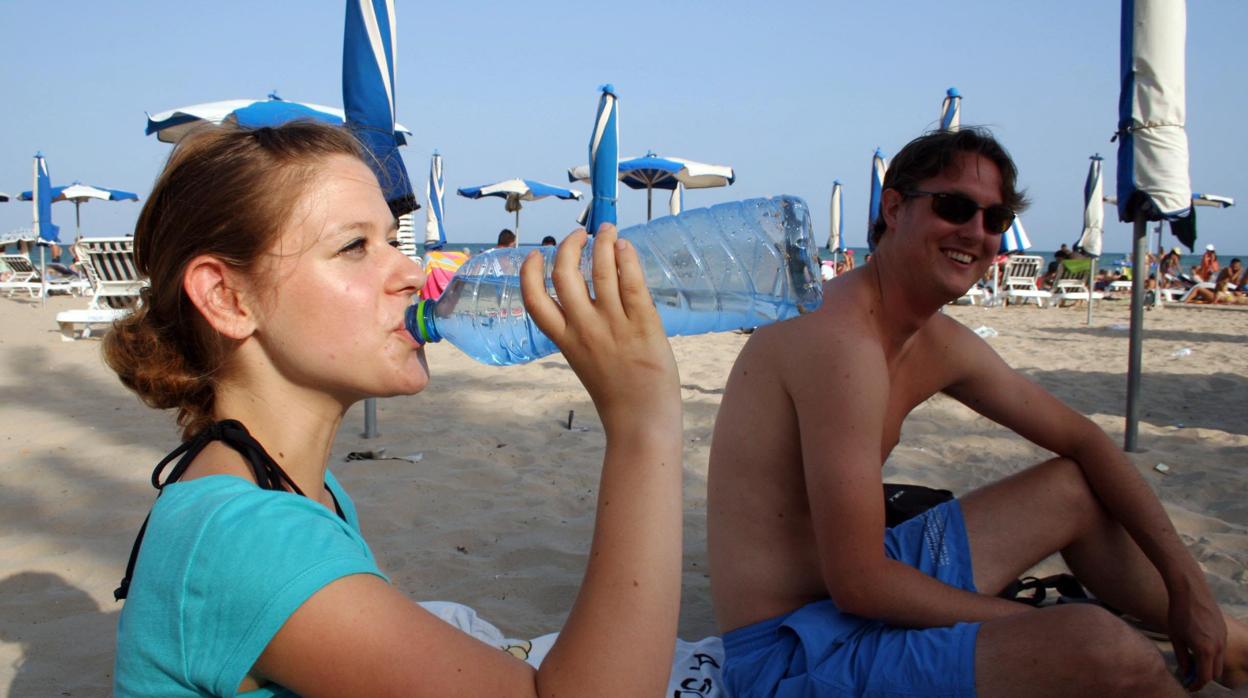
[904,190,1015,236]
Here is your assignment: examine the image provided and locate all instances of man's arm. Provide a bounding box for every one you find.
[785,325,1030,628]
[942,320,1227,677]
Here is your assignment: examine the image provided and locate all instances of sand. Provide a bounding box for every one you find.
[0,293,1244,696]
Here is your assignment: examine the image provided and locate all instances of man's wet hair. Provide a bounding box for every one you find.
[872,127,1029,246]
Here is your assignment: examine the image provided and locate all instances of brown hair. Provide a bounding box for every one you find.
[871,127,1029,246]
[104,121,367,440]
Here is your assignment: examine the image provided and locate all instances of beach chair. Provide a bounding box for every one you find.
[1002,254,1052,307]
[0,253,88,299]
[1051,258,1105,306]
[0,254,41,298]
[55,237,146,340]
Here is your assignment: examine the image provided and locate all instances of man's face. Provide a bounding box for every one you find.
[885,152,1007,298]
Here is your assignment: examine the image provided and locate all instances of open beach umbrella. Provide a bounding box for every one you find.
[1117,0,1191,452]
[424,151,446,249]
[568,152,734,221]
[19,182,139,241]
[457,179,582,234]
[867,148,887,251]
[1076,154,1106,324]
[343,0,416,216]
[939,87,962,132]
[585,85,619,235]
[1191,193,1233,209]
[146,92,414,145]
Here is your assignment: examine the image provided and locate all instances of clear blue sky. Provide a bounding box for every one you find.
[2,1,1245,254]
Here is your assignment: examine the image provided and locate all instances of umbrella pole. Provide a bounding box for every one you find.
[75,202,82,242]
[363,397,379,438]
[647,187,653,221]
[1125,218,1148,452]
[515,209,520,234]
[1087,257,1097,326]
[40,245,47,308]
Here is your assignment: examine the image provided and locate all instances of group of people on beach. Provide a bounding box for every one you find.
[105,121,1246,697]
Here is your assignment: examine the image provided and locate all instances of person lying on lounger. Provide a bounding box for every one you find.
[1186,258,1247,305]
[707,127,1248,697]
[105,121,684,697]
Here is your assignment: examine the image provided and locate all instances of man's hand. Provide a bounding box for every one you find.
[1168,583,1228,690]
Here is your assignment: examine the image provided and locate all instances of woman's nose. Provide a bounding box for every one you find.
[389,247,425,295]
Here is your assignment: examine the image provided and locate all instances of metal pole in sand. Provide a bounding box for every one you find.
[1124,218,1148,452]
[363,398,379,439]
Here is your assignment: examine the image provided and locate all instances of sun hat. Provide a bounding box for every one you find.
[1206,243,1216,251]
[1171,246,1181,254]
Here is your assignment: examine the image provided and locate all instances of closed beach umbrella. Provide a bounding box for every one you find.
[31,153,60,305]
[568,152,734,221]
[424,151,447,249]
[0,193,9,202]
[585,85,619,235]
[457,179,582,234]
[343,0,416,216]
[20,181,139,241]
[939,87,962,132]
[867,148,887,251]
[669,183,683,216]
[827,180,843,253]
[1076,154,1106,325]
[1117,0,1191,451]
[146,92,413,145]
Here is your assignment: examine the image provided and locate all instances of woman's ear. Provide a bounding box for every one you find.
[183,255,256,340]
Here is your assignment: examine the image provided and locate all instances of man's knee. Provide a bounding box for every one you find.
[1061,605,1172,694]
[1036,457,1106,528]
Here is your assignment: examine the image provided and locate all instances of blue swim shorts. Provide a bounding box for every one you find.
[722,499,980,698]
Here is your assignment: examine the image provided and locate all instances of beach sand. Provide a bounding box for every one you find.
[1,294,1244,696]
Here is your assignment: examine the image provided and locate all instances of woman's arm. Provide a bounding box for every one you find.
[255,227,684,698]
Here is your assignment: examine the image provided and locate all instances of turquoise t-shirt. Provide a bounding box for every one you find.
[114,471,387,697]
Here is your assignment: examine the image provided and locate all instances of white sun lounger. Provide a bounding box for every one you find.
[1002,255,1052,307]
[55,237,146,340]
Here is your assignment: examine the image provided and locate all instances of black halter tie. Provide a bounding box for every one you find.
[114,419,345,601]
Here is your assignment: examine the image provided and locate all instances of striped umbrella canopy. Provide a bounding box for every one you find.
[1117,0,1192,451]
[999,216,1032,254]
[939,87,962,131]
[457,179,582,234]
[344,0,416,216]
[1075,154,1105,258]
[827,180,843,253]
[867,148,887,251]
[585,85,619,235]
[146,92,413,145]
[19,181,139,241]
[568,151,734,221]
[424,151,446,249]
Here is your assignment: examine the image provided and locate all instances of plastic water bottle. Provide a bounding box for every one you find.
[407,196,824,365]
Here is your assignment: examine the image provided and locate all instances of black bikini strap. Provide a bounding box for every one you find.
[115,420,345,601]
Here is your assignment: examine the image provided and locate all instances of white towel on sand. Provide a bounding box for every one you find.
[420,601,726,697]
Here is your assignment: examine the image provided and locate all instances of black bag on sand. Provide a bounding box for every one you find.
[882,483,954,528]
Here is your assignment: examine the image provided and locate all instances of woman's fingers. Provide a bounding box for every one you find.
[521,249,565,341]
[550,229,593,319]
[589,224,622,314]
[613,239,659,325]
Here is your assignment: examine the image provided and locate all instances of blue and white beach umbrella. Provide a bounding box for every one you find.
[999,216,1032,254]
[1191,193,1234,209]
[867,148,887,251]
[827,180,843,253]
[585,85,619,235]
[568,151,734,221]
[424,151,446,249]
[146,93,413,145]
[1076,154,1104,258]
[343,0,416,216]
[20,181,139,241]
[457,179,583,234]
[939,87,962,132]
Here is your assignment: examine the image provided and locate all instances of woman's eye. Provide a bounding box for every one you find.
[340,238,367,255]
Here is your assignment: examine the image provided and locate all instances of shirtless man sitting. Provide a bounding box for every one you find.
[707,128,1248,697]
[1186,257,1246,305]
